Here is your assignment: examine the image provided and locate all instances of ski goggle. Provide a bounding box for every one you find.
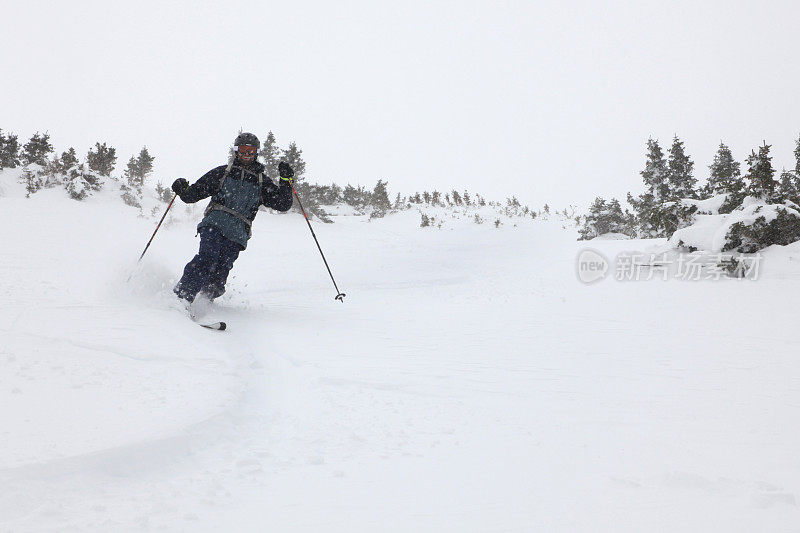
[237,145,258,156]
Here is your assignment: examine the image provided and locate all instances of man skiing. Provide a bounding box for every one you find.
[170,132,294,304]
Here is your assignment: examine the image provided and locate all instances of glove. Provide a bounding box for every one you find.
[171,178,189,195]
[278,162,294,184]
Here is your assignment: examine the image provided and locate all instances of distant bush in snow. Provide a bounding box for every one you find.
[578,197,635,240]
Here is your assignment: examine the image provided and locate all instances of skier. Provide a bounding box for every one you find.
[170,132,295,305]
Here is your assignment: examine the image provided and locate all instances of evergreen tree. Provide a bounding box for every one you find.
[779,169,799,204]
[154,182,173,203]
[342,184,360,207]
[20,132,54,167]
[628,137,694,237]
[120,147,154,208]
[463,191,472,205]
[666,136,696,199]
[640,138,669,201]
[87,142,117,176]
[579,197,634,240]
[744,143,777,200]
[703,142,742,196]
[65,164,101,200]
[261,131,281,178]
[22,167,44,197]
[124,147,155,190]
[431,191,441,206]
[795,133,800,177]
[318,183,342,204]
[282,142,306,183]
[291,181,330,221]
[136,147,155,186]
[123,156,138,186]
[452,190,463,205]
[369,179,392,218]
[120,156,141,208]
[704,143,745,212]
[0,129,21,169]
[341,184,372,210]
[59,147,79,172]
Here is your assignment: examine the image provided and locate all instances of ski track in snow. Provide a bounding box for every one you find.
[1,191,800,531]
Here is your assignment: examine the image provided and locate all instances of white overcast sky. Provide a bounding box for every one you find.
[2,0,799,207]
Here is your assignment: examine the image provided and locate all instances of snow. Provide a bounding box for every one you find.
[2,178,800,531]
[590,232,631,240]
[681,193,728,215]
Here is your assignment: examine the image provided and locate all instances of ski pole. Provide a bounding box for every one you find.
[291,185,346,302]
[136,193,177,263]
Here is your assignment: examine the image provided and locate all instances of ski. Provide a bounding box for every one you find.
[198,321,227,331]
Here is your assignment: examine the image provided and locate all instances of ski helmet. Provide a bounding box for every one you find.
[234,132,260,148]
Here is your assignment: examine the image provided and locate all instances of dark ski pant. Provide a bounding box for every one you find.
[174,226,243,303]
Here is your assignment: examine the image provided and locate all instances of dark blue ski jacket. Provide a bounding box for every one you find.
[179,160,293,248]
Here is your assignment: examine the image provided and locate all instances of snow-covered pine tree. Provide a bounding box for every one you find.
[21,166,45,197]
[641,138,669,201]
[261,131,281,179]
[328,183,343,204]
[120,147,154,208]
[369,180,392,218]
[0,129,21,169]
[86,142,117,177]
[342,185,359,208]
[579,197,634,240]
[667,136,696,199]
[702,142,744,212]
[20,132,53,167]
[65,164,101,200]
[628,137,698,237]
[794,133,800,177]
[44,147,79,189]
[779,169,799,205]
[120,157,141,207]
[744,142,777,201]
[135,147,155,188]
[59,147,79,173]
[282,142,306,184]
[18,133,55,192]
[290,181,330,222]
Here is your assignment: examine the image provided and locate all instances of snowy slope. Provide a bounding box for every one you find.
[2,183,800,532]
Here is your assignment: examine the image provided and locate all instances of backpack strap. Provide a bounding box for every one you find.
[204,202,253,232]
[217,155,235,191]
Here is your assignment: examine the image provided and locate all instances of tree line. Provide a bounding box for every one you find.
[579,134,800,241]
[1,128,562,227]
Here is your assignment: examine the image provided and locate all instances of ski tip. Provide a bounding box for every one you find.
[199,321,227,331]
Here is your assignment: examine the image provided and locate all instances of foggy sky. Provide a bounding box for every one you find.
[3,0,799,208]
